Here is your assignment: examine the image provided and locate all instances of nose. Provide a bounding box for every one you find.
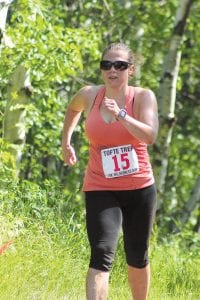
[109,65,116,71]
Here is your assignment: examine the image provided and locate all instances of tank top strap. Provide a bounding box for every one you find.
[91,86,134,112]
[126,86,135,115]
[93,86,106,108]
[127,86,135,105]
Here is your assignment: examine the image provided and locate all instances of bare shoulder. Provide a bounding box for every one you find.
[79,85,102,100]
[69,85,103,112]
[134,87,157,102]
[133,87,158,120]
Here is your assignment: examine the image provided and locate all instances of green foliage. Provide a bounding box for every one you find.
[1,3,199,297]
[0,180,84,234]
[0,0,100,184]
[0,0,200,300]
[0,138,18,188]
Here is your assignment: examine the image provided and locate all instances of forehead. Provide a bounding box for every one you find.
[103,49,129,61]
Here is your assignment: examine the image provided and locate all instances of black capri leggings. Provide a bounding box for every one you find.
[85,184,157,272]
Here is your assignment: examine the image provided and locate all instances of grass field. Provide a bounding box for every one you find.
[0,182,199,299]
[0,215,199,300]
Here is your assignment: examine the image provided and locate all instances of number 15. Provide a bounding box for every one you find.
[112,153,130,172]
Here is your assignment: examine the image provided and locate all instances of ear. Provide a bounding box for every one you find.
[128,64,135,77]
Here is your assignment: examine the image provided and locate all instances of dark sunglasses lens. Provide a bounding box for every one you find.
[100,61,112,70]
[100,60,130,70]
[114,61,129,70]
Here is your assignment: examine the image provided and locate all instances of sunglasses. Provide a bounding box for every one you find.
[100,60,132,71]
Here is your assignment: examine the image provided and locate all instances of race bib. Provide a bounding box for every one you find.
[101,144,139,178]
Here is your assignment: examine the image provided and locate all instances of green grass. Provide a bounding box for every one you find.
[0,181,199,299]
[0,222,87,300]
[149,242,200,300]
[0,220,199,300]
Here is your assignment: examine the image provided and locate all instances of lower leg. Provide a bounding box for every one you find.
[86,268,110,300]
[128,264,150,300]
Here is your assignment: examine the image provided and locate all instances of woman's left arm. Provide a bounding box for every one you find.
[120,88,159,144]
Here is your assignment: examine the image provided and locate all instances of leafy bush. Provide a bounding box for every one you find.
[0,139,18,189]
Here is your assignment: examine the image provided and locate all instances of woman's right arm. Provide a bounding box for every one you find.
[61,85,95,166]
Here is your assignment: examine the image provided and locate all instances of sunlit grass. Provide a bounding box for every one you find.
[0,224,88,299]
[1,221,199,300]
[149,240,200,300]
[0,182,199,300]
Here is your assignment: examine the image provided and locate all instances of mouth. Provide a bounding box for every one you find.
[108,75,118,80]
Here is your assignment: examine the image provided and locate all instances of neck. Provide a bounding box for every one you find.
[105,85,129,102]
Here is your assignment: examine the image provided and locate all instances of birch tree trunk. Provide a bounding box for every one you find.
[0,0,14,48]
[1,1,32,173]
[156,0,194,208]
[170,177,200,233]
[135,27,144,86]
[180,177,200,228]
[3,65,32,170]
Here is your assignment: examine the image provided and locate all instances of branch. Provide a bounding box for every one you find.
[180,177,200,225]
[102,0,113,16]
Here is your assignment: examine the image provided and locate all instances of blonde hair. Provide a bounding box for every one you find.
[101,43,135,64]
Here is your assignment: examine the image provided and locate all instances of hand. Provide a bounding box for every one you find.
[62,144,77,166]
[103,97,120,117]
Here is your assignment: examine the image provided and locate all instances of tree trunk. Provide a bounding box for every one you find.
[180,177,200,228]
[156,0,194,208]
[0,0,13,46]
[135,27,144,86]
[169,177,200,233]
[3,65,32,170]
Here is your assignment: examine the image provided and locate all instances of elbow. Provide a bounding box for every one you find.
[146,131,158,145]
[147,138,156,145]
[145,138,154,145]
[148,125,158,144]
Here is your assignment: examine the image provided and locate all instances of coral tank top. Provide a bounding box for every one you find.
[82,86,154,191]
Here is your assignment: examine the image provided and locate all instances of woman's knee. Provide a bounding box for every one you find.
[125,243,149,268]
[89,243,116,272]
